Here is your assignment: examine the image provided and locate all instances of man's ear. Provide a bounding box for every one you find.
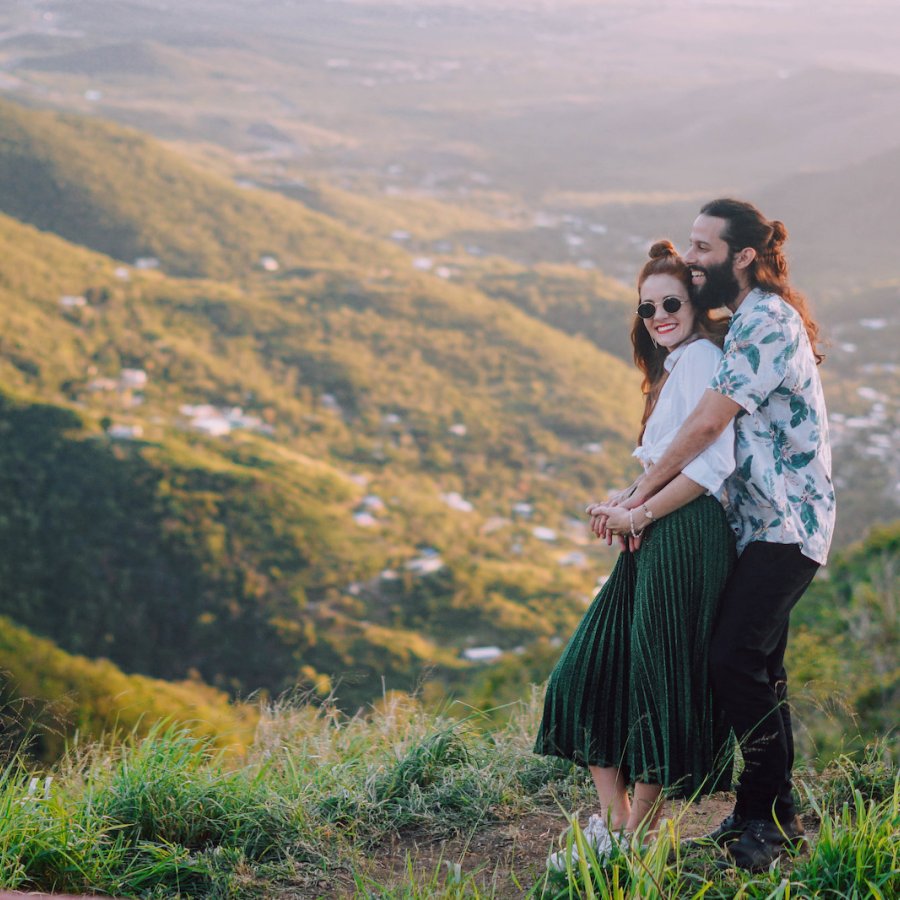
[733,247,757,271]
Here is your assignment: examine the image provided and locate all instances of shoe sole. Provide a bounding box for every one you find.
[714,836,809,873]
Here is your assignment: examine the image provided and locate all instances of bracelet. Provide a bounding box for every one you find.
[642,504,655,522]
[628,508,642,539]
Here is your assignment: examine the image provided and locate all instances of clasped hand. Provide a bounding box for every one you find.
[586,488,644,552]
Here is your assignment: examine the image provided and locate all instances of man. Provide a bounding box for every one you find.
[589,198,835,871]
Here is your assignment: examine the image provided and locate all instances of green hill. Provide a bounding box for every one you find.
[0,97,393,279]
[0,180,639,718]
[262,176,639,362]
[0,95,894,765]
[0,615,257,762]
[788,521,899,753]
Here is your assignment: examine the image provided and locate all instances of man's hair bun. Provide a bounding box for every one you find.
[769,220,788,248]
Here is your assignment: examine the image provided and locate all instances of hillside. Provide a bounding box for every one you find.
[0,185,639,720]
[0,92,894,766]
[245,175,641,362]
[0,616,256,762]
[0,97,394,279]
[756,145,900,297]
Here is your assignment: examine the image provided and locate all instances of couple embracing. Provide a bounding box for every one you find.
[534,198,835,873]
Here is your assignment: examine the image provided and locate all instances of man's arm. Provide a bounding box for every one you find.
[627,389,741,505]
[587,388,741,546]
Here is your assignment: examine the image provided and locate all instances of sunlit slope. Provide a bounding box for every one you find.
[266,178,638,361]
[0,615,257,762]
[0,97,398,279]
[0,207,640,707]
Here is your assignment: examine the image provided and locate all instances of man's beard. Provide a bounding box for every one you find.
[692,256,742,309]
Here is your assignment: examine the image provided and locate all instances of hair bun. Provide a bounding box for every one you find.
[769,220,788,247]
[648,239,678,260]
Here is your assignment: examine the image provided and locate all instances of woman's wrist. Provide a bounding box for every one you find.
[633,503,656,531]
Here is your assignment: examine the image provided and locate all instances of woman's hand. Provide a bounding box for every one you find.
[589,503,645,552]
[587,487,627,542]
[586,482,641,544]
[590,505,631,536]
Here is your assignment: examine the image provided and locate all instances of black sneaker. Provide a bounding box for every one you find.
[720,816,807,872]
[682,812,746,852]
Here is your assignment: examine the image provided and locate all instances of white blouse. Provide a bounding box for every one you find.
[633,338,736,497]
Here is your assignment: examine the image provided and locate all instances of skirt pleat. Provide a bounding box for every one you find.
[534,494,735,799]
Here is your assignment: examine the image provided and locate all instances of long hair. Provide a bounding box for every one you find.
[632,240,728,442]
[700,198,824,364]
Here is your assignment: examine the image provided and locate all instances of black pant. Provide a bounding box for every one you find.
[709,541,819,823]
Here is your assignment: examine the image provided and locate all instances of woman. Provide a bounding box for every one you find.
[534,241,736,869]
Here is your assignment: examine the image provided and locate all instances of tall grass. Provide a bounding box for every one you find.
[0,694,893,897]
[540,741,899,900]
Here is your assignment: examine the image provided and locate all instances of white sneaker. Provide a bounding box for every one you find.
[547,814,617,872]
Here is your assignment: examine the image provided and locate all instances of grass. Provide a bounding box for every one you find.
[0,693,894,898]
[542,779,898,899]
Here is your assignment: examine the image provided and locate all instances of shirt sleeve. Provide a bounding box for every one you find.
[665,342,736,495]
[710,300,802,415]
[680,425,735,495]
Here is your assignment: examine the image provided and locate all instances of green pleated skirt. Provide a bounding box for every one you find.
[534,494,736,799]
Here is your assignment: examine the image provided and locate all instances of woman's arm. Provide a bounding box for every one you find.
[592,473,707,538]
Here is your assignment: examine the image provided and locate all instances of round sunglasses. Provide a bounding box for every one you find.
[636,296,688,319]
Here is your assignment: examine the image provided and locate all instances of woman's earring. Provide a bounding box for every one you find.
[651,336,658,349]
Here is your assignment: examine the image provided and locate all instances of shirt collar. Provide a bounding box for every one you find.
[663,338,696,372]
[730,287,767,322]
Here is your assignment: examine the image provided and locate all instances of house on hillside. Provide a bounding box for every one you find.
[405,555,445,576]
[190,416,231,437]
[107,424,143,441]
[440,492,473,513]
[462,646,502,663]
[119,369,148,390]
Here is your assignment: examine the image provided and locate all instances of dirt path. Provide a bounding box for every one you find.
[356,794,739,897]
[275,791,823,897]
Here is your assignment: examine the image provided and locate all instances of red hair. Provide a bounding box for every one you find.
[632,241,727,441]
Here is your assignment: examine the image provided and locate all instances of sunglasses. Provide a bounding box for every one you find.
[636,296,688,319]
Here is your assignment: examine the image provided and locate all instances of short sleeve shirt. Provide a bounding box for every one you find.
[709,289,835,564]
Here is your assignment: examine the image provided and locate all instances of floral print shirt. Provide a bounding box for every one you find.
[710,288,835,564]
